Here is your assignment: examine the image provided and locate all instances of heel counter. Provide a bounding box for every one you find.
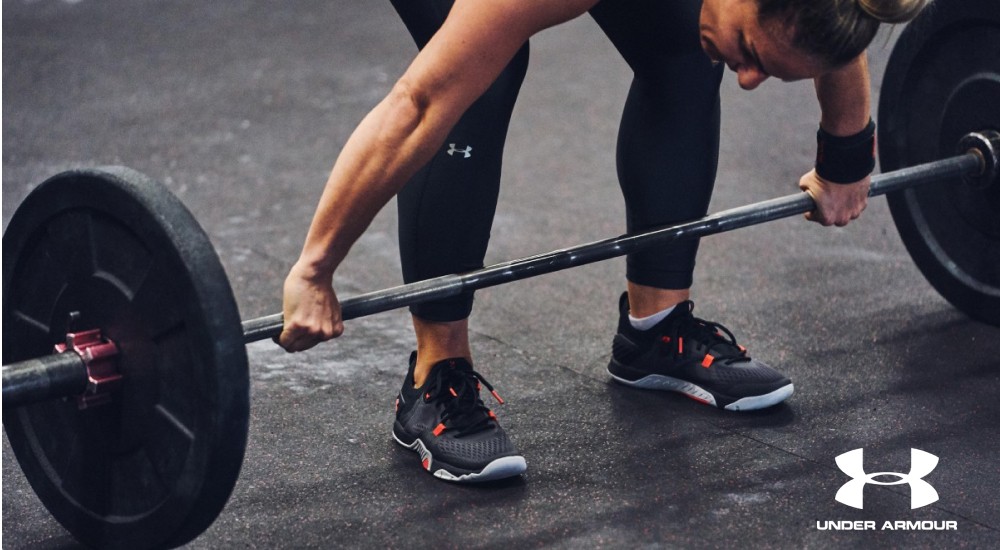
[611,332,642,364]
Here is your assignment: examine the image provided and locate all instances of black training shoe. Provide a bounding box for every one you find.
[607,293,793,411]
[392,353,526,482]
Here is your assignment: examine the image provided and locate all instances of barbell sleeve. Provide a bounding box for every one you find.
[2,352,88,409]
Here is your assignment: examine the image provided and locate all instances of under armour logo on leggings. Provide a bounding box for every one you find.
[835,448,939,509]
[447,143,472,158]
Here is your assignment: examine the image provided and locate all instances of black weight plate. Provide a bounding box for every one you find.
[878,0,1000,326]
[2,167,249,549]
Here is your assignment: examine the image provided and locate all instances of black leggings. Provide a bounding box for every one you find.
[392,0,723,322]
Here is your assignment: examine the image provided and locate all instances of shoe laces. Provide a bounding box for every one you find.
[658,302,750,363]
[423,360,504,437]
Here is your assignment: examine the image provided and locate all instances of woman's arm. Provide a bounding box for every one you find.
[279,0,599,351]
[799,53,873,227]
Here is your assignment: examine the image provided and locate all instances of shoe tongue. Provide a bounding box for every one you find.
[664,304,743,357]
[670,300,695,319]
[428,358,478,397]
[430,359,492,434]
[431,357,473,376]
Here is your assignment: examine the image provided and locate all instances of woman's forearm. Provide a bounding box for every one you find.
[294,80,454,279]
[814,53,871,136]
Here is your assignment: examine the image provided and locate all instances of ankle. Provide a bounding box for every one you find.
[411,316,472,387]
[627,282,689,318]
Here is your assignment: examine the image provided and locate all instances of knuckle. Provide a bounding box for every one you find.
[288,320,325,340]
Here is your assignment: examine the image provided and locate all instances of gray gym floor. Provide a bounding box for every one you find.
[4,1,999,548]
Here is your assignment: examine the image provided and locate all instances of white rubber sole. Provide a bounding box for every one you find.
[393,432,527,483]
[609,372,793,411]
[725,384,794,411]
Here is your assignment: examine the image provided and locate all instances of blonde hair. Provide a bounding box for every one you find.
[757,0,930,68]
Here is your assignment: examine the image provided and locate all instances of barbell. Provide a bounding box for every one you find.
[3,0,999,548]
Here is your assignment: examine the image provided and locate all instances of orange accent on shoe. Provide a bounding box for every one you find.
[394,398,400,413]
[701,354,715,368]
[490,390,505,405]
[661,336,671,343]
[449,387,458,397]
[422,458,430,470]
[489,410,498,421]
[738,344,747,353]
[433,423,446,436]
[678,337,684,354]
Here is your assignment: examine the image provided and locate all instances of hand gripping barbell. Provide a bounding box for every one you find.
[3,0,999,547]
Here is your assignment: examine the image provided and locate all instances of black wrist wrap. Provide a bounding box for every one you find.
[815,118,876,184]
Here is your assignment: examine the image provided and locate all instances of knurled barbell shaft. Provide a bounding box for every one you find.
[0,149,985,407]
[241,150,984,343]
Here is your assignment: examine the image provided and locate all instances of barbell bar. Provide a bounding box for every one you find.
[4,133,994,412]
[242,139,995,343]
